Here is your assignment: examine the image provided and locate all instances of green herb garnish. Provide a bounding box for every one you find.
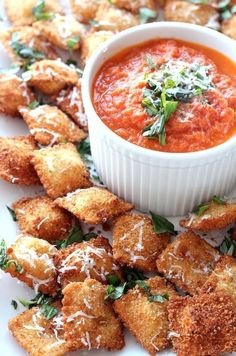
[150,212,176,235]
[194,203,210,216]
[76,140,91,160]
[106,274,120,286]
[56,227,98,249]
[19,292,58,320]
[212,195,226,205]
[33,0,54,21]
[218,235,236,256]
[67,35,81,55]
[83,232,98,241]
[139,7,157,24]
[28,101,40,109]
[145,54,157,70]
[6,206,17,221]
[0,239,23,273]
[105,283,127,300]
[11,300,18,309]
[218,0,236,20]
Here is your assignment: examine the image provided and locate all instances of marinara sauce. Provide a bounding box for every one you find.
[93,39,236,153]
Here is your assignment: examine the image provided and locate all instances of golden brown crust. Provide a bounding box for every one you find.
[180,202,236,231]
[4,0,64,26]
[8,307,70,356]
[12,195,73,242]
[5,234,58,296]
[55,187,133,224]
[33,14,85,51]
[156,231,220,295]
[31,143,92,199]
[168,292,236,356]
[114,276,177,355]
[19,105,86,146]
[0,135,40,185]
[0,26,57,64]
[26,59,78,95]
[0,74,34,117]
[112,213,170,272]
[69,0,103,23]
[222,14,236,40]
[112,0,156,13]
[62,279,125,350]
[54,235,123,288]
[81,30,114,63]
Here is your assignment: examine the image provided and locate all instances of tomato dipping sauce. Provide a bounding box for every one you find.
[93,39,236,153]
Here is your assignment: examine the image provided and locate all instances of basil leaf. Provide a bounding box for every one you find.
[67,35,81,54]
[0,239,23,273]
[212,195,226,205]
[76,140,91,160]
[105,283,126,300]
[56,226,83,249]
[139,7,157,24]
[19,292,58,319]
[145,54,157,70]
[135,280,151,294]
[83,232,98,241]
[148,293,169,303]
[28,101,40,109]
[194,203,210,216]
[106,274,120,286]
[33,0,54,21]
[218,236,236,256]
[6,206,17,221]
[41,304,58,320]
[150,212,176,235]
[11,300,18,309]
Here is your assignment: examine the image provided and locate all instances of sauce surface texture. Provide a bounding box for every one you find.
[93,39,236,153]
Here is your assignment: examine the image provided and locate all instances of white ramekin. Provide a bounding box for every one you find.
[82,22,236,216]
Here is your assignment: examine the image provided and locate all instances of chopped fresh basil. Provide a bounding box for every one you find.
[41,304,58,320]
[123,266,147,283]
[33,0,54,21]
[76,140,91,160]
[19,292,58,319]
[106,274,120,286]
[67,35,81,54]
[11,300,18,310]
[83,232,98,241]
[0,239,23,273]
[218,0,235,20]
[135,280,151,294]
[212,195,226,205]
[6,206,17,221]
[105,283,127,300]
[55,226,83,249]
[145,54,157,70]
[28,101,40,110]
[139,7,157,24]
[150,212,176,235]
[218,235,236,256]
[148,293,169,303]
[194,203,210,216]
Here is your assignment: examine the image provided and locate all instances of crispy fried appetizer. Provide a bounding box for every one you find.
[201,255,236,307]
[69,0,103,23]
[156,231,220,295]
[164,1,219,29]
[62,279,125,350]
[111,0,156,13]
[8,307,69,356]
[55,187,133,225]
[0,26,57,65]
[222,15,236,40]
[81,30,114,63]
[12,195,73,242]
[168,292,236,356]
[55,81,88,130]
[19,105,86,146]
[112,214,170,272]
[4,234,58,295]
[114,276,177,355]
[4,0,63,26]
[94,3,140,31]
[0,74,34,117]
[33,14,85,51]
[25,59,78,95]
[54,235,123,288]
[31,143,92,199]
[180,201,236,231]
[0,135,40,185]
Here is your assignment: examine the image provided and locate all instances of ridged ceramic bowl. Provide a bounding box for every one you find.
[82,22,236,216]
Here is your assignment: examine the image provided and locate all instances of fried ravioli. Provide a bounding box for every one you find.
[31,143,92,199]
[0,73,34,117]
[25,59,78,95]
[81,30,114,63]
[0,135,40,185]
[69,0,103,23]
[114,276,177,355]
[55,187,133,225]
[222,14,236,40]
[62,279,125,350]
[168,292,236,356]
[8,307,69,356]
[156,231,220,295]
[33,14,85,51]
[111,0,156,13]
[5,234,58,295]
[54,235,122,288]
[180,201,236,230]
[19,105,86,146]
[12,195,73,242]
[112,214,170,272]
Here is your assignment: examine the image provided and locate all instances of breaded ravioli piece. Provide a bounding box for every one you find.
[112,214,170,272]
[156,231,220,295]
[81,30,114,63]
[5,234,58,295]
[69,0,103,23]
[25,59,78,95]
[180,201,236,231]
[0,74,34,117]
[31,143,92,199]
[4,0,63,26]
[112,0,156,13]
[54,235,123,288]
[168,293,236,356]
[62,279,124,350]
[12,195,73,242]
[201,256,236,307]
[19,105,86,146]
[95,3,140,31]
[8,307,69,356]
[55,187,133,225]
[0,26,57,65]
[0,135,40,185]
[164,1,219,29]
[114,276,177,355]
[33,14,85,51]
[55,81,88,130]
[222,14,236,40]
